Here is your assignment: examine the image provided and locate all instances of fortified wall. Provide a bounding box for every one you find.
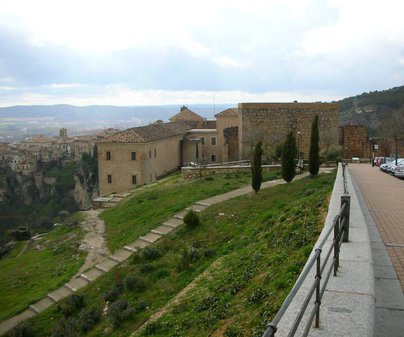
[340,125,367,159]
[238,102,340,159]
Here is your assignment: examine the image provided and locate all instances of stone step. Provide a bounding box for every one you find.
[108,255,122,263]
[95,258,119,273]
[115,192,131,198]
[196,201,210,207]
[174,214,183,220]
[140,232,161,243]
[31,297,55,312]
[110,248,133,262]
[0,309,36,336]
[151,229,164,235]
[124,245,138,253]
[48,286,72,302]
[186,203,207,213]
[28,305,40,314]
[65,277,88,292]
[128,239,150,250]
[83,267,104,281]
[163,217,183,228]
[153,224,175,235]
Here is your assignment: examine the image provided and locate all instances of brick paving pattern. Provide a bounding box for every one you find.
[349,163,404,291]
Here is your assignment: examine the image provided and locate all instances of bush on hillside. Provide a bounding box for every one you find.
[184,209,201,229]
[108,299,134,329]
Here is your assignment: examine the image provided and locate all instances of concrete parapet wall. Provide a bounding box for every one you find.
[181,164,281,180]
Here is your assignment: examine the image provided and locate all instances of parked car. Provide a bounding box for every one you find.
[375,156,394,167]
[394,164,404,179]
[386,158,404,174]
[380,159,395,172]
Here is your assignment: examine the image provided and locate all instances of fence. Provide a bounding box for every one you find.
[262,162,351,337]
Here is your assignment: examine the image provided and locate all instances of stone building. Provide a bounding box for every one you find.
[215,108,239,162]
[97,121,197,195]
[97,103,342,196]
[238,102,340,159]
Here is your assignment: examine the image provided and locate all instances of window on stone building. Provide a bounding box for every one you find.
[149,150,152,159]
[106,151,111,160]
[132,175,137,184]
[211,154,216,162]
[154,148,156,157]
[211,137,216,146]
[107,174,112,183]
[201,137,205,145]
[131,152,136,160]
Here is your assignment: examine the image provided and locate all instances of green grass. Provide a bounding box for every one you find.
[27,171,336,337]
[102,170,281,252]
[0,223,85,322]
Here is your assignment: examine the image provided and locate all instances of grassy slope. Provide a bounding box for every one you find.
[0,222,85,322]
[28,171,335,337]
[101,171,281,252]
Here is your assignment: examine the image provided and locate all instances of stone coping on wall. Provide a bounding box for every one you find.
[181,164,281,180]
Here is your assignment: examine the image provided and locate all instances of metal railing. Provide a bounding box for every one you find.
[262,163,351,337]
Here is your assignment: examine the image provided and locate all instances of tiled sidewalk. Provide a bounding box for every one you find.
[349,164,404,291]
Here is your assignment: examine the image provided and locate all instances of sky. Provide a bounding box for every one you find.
[0,0,404,107]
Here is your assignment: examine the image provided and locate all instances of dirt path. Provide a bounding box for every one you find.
[76,209,110,275]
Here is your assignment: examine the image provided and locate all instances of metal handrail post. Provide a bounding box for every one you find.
[341,195,351,242]
[333,215,340,276]
[315,248,322,328]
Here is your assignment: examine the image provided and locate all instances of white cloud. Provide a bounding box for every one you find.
[0,0,404,105]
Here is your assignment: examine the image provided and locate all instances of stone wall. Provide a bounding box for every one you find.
[340,125,367,158]
[182,165,280,180]
[238,102,340,160]
[223,126,239,162]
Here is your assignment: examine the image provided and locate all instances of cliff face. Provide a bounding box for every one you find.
[74,167,99,210]
[0,159,99,239]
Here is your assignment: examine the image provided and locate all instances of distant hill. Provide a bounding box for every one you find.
[338,86,404,136]
[0,104,233,142]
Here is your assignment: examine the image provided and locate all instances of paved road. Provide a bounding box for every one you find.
[349,163,404,291]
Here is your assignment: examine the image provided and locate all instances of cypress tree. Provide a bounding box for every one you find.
[251,141,263,193]
[282,132,297,183]
[309,115,320,176]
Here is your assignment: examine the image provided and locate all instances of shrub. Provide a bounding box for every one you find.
[204,176,214,181]
[203,248,216,257]
[153,268,170,279]
[225,324,242,337]
[140,263,155,273]
[9,322,34,337]
[51,317,78,337]
[136,300,147,312]
[177,247,192,271]
[184,209,201,229]
[142,246,161,260]
[102,284,122,302]
[108,300,134,329]
[79,306,102,333]
[60,294,85,317]
[123,273,146,292]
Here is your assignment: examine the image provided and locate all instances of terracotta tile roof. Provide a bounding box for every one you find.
[215,108,238,117]
[99,121,193,143]
[169,107,204,122]
[195,120,216,129]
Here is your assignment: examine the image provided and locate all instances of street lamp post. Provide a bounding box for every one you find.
[369,138,372,165]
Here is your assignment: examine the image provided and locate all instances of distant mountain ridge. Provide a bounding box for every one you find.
[338,85,404,135]
[0,104,231,122]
